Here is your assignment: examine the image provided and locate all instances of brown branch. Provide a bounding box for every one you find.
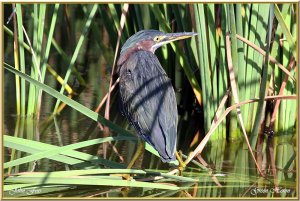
[102,4,129,158]
[95,78,119,113]
[236,34,296,82]
[167,94,296,176]
[104,4,129,123]
[225,34,263,176]
[269,57,296,129]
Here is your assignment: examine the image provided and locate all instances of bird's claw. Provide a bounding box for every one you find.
[122,174,133,180]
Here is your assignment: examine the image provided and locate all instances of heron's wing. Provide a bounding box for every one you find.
[119,51,177,162]
[156,81,178,160]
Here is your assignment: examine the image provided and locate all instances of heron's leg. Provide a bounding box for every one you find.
[176,151,186,174]
[127,140,144,169]
[122,140,144,180]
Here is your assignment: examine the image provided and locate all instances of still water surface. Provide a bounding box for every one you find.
[4,111,296,198]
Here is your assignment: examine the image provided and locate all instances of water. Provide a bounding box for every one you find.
[3,110,297,197]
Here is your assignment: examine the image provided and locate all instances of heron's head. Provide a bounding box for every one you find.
[117,29,197,66]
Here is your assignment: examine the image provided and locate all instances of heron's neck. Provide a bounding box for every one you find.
[117,45,155,66]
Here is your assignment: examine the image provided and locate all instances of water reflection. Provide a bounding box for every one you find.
[3,112,296,197]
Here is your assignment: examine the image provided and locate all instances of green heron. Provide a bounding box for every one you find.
[118,30,197,167]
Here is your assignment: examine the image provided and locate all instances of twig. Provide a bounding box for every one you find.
[168,94,296,176]
[7,7,16,24]
[236,34,296,81]
[183,190,193,197]
[211,89,231,127]
[196,155,222,187]
[192,183,198,197]
[104,4,129,124]
[109,141,124,162]
[196,155,208,167]
[268,136,279,192]
[103,4,129,158]
[225,34,263,176]
[95,78,120,113]
[269,57,295,129]
[241,182,258,197]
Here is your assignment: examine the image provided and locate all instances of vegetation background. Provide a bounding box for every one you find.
[3,3,297,198]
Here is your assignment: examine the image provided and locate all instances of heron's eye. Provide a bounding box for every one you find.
[153,36,160,42]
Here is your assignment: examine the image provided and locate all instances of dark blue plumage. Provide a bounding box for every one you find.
[119,51,177,162]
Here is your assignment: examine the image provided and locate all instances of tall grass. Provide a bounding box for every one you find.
[5,3,296,138]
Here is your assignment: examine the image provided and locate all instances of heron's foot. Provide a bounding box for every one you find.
[177,163,186,176]
[110,173,132,180]
[175,151,186,174]
[168,163,186,176]
[121,174,132,180]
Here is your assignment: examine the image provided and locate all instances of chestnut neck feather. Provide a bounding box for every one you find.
[117,40,155,66]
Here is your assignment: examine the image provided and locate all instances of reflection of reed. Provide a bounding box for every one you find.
[3,2,297,198]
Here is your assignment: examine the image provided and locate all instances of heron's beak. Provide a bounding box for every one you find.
[165,32,198,42]
[153,32,198,49]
